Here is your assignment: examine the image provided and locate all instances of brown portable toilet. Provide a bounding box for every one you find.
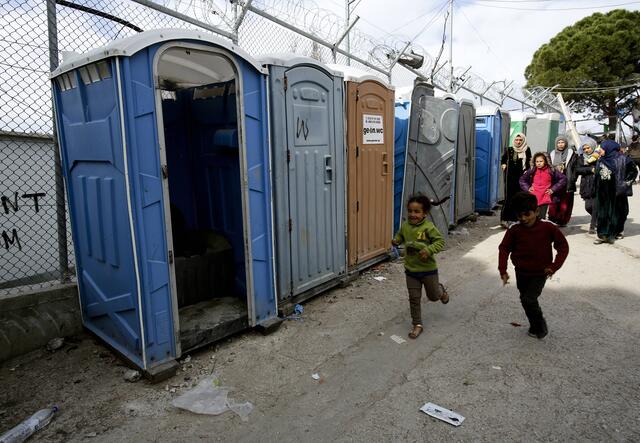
[329,65,395,271]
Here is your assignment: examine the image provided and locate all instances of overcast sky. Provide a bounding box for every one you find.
[320,0,640,132]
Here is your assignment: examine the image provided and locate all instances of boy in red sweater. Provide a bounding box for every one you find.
[498,192,569,339]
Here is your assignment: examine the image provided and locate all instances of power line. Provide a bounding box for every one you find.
[468,0,640,11]
[387,0,450,35]
[455,4,514,79]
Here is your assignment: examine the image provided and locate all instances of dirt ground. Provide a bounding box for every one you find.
[1,191,639,442]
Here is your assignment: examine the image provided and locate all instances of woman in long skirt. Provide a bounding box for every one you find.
[594,140,639,244]
[549,135,578,226]
[500,132,532,227]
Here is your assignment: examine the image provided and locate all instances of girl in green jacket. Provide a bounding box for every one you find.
[392,195,449,339]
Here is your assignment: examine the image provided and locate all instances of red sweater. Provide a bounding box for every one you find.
[498,220,569,276]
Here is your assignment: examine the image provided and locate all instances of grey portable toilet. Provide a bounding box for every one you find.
[497,110,511,203]
[453,99,476,223]
[403,80,459,236]
[261,55,347,305]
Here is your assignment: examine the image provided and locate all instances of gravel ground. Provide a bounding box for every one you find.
[1,191,638,442]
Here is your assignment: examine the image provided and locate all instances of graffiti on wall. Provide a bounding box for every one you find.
[1,191,46,251]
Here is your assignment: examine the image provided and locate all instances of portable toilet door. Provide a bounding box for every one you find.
[453,99,476,222]
[52,30,278,375]
[497,110,511,203]
[262,56,346,302]
[403,81,459,236]
[394,100,410,233]
[327,65,395,270]
[474,107,501,212]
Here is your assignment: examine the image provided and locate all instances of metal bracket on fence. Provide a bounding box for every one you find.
[247,4,388,77]
[129,0,235,41]
[233,0,253,39]
[387,40,411,72]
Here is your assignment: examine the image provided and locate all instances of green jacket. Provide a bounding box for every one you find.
[393,218,445,272]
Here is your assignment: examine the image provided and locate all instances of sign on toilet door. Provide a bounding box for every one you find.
[363,114,384,144]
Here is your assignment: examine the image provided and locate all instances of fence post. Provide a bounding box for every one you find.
[47,0,70,282]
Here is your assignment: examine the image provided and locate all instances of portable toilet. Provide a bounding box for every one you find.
[403,80,459,236]
[452,99,476,223]
[261,56,346,304]
[327,64,395,271]
[497,110,511,203]
[51,30,278,376]
[509,111,534,144]
[475,106,502,212]
[394,99,410,233]
[527,113,562,152]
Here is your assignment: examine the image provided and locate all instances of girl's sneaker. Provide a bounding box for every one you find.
[440,284,449,304]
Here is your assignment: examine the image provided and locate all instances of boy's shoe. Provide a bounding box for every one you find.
[615,232,624,240]
[536,328,548,340]
[527,330,537,338]
[594,237,607,244]
[439,284,449,304]
[588,228,596,235]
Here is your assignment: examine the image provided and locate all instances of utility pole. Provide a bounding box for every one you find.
[345,0,351,65]
[448,0,454,92]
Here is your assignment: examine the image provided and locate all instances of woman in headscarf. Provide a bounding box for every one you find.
[548,135,578,226]
[594,139,638,244]
[575,136,598,234]
[500,132,532,227]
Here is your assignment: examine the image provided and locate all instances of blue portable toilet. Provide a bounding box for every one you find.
[394,99,410,233]
[51,30,278,376]
[260,55,347,306]
[475,106,502,212]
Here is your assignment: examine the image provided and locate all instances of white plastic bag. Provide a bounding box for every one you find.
[172,378,230,415]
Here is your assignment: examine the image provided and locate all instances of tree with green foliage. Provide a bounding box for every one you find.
[525,9,640,131]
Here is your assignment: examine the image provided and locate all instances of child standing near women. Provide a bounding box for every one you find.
[519,152,567,219]
[392,196,449,339]
[499,192,569,339]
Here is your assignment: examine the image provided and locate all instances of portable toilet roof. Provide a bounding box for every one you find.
[510,111,535,122]
[395,85,413,101]
[260,54,343,77]
[326,64,394,89]
[476,105,501,117]
[51,29,266,77]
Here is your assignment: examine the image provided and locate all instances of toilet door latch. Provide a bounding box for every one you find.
[161,164,168,179]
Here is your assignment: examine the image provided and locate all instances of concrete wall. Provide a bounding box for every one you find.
[0,283,82,362]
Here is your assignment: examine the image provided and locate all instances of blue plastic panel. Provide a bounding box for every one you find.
[54,59,144,368]
[474,112,501,211]
[393,100,410,233]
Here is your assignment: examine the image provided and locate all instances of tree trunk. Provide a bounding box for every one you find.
[608,99,618,134]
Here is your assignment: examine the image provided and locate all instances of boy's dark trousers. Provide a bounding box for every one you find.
[515,272,548,334]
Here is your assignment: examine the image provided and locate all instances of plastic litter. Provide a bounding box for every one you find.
[420,402,465,426]
[172,376,253,421]
[285,304,305,321]
[390,335,407,344]
[491,366,502,370]
[227,401,253,422]
[372,276,387,282]
[0,406,58,443]
[449,228,469,236]
[311,373,320,380]
[172,378,230,415]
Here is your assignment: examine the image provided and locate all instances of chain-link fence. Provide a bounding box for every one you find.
[1,0,547,296]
